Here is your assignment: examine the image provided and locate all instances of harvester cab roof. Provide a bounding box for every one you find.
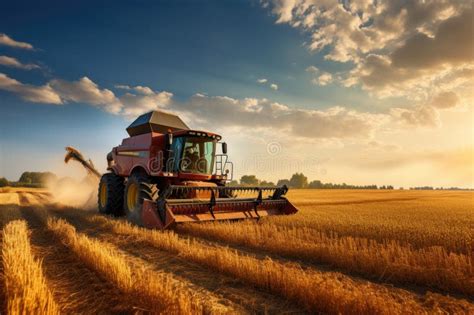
[126,110,190,136]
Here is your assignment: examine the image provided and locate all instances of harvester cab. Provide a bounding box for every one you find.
[98,110,298,229]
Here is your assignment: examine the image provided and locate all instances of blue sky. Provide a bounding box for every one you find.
[0,0,472,187]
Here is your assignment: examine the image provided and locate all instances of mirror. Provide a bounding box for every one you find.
[168,133,173,145]
[222,142,228,154]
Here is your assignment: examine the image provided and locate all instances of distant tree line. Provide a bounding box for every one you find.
[0,172,57,188]
[231,173,471,190]
[232,173,395,189]
[0,177,8,188]
[409,186,473,191]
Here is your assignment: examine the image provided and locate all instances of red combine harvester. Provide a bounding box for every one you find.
[97,110,298,229]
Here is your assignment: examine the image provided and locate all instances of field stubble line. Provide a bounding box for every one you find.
[46,217,216,314]
[1,220,59,314]
[85,214,474,315]
[177,221,473,298]
[18,206,135,313]
[50,207,301,314]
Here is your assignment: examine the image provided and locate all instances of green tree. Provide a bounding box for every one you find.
[260,180,275,187]
[276,179,290,187]
[0,177,9,187]
[240,175,259,186]
[228,180,239,186]
[289,173,308,189]
[18,172,56,185]
[308,180,322,189]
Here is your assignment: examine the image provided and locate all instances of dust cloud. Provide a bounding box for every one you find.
[46,175,98,209]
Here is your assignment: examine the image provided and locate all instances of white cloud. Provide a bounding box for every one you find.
[179,94,385,139]
[0,74,173,117]
[0,73,61,104]
[0,74,394,141]
[265,1,473,105]
[257,78,268,84]
[0,33,34,50]
[430,91,460,109]
[391,10,473,69]
[50,77,122,114]
[390,90,465,128]
[114,84,131,90]
[305,66,319,73]
[306,65,333,86]
[267,0,468,63]
[120,90,173,117]
[115,84,154,95]
[133,86,154,95]
[391,106,440,128]
[270,83,278,90]
[0,56,40,70]
[349,10,474,99]
[315,73,333,86]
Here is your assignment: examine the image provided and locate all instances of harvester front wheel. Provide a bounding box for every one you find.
[98,173,125,215]
[123,173,158,226]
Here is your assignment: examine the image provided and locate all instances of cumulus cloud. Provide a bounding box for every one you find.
[0,73,387,140]
[0,33,34,50]
[264,1,473,105]
[391,105,440,128]
[0,56,40,70]
[0,74,174,117]
[270,83,278,90]
[120,90,173,117]
[179,94,385,139]
[430,91,460,109]
[350,9,474,98]
[315,73,333,86]
[50,77,122,114]
[114,84,131,90]
[391,10,473,69]
[266,0,468,63]
[391,90,463,128]
[257,78,268,84]
[115,84,155,95]
[0,73,61,104]
[306,66,333,86]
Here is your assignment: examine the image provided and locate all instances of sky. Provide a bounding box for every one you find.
[0,0,473,188]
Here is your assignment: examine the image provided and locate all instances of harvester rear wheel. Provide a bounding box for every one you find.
[123,173,158,226]
[98,173,125,215]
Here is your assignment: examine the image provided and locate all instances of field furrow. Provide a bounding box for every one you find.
[1,220,59,314]
[18,206,138,313]
[49,207,306,314]
[78,212,473,314]
[176,220,473,297]
[47,216,214,314]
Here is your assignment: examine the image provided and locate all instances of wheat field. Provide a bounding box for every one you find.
[0,188,472,314]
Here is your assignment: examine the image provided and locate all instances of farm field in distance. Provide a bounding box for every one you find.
[0,187,473,314]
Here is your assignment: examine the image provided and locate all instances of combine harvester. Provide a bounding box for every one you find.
[66,110,298,229]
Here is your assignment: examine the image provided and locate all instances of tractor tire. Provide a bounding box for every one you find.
[123,173,158,226]
[98,173,125,216]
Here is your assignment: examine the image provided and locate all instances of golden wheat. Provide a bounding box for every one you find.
[46,217,203,314]
[2,220,59,315]
[281,189,473,254]
[177,220,473,296]
[86,215,474,314]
